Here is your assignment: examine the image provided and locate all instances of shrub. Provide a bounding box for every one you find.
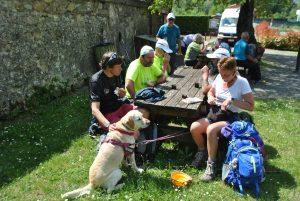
[255,21,300,51]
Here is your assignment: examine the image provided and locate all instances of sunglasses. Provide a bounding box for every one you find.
[168,18,174,21]
[107,52,118,63]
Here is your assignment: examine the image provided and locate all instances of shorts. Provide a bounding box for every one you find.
[104,103,137,124]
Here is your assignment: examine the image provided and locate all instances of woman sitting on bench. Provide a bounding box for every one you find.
[190,57,254,181]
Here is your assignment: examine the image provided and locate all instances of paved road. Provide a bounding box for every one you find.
[253,49,299,99]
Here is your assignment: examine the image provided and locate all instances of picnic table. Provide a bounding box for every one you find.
[135,66,208,124]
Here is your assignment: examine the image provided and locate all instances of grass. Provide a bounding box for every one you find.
[0,90,299,200]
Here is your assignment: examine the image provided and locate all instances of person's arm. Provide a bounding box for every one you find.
[163,53,171,73]
[247,54,258,63]
[200,42,208,54]
[156,26,163,40]
[207,86,216,105]
[125,79,136,100]
[177,28,182,54]
[246,44,258,63]
[221,92,254,111]
[155,73,166,84]
[91,102,110,129]
[233,92,254,111]
[201,65,211,95]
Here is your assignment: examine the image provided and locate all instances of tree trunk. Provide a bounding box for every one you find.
[237,0,256,44]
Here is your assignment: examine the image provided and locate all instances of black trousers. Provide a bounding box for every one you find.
[169,53,177,75]
[236,59,261,81]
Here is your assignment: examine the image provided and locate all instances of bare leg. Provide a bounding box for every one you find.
[190,118,210,150]
[206,121,227,161]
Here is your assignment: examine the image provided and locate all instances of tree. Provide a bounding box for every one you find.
[237,0,256,43]
[148,0,173,14]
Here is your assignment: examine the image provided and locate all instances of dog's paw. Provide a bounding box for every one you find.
[136,168,144,174]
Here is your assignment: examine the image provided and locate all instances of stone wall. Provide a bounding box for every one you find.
[0,0,150,118]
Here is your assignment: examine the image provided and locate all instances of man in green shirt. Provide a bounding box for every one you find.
[125,46,166,99]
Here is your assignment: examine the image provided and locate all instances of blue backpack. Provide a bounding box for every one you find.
[221,121,266,157]
[222,121,264,197]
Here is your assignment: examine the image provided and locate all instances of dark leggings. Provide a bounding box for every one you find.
[236,59,261,81]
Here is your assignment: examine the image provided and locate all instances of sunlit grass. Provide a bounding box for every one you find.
[0,91,299,200]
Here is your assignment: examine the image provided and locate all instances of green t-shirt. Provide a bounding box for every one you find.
[153,55,169,78]
[184,41,201,61]
[125,58,162,97]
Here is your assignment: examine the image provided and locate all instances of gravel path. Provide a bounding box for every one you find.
[253,49,299,99]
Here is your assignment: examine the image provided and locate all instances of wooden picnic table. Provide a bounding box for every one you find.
[135,66,208,123]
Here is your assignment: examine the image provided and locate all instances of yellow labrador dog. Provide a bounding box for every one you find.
[61,110,150,199]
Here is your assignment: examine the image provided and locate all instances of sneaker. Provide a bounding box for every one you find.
[191,150,208,169]
[96,134,107,154]
[88,122,100,138]
[201,161,217,182]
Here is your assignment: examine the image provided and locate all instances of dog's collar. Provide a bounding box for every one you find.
[111,123,137,136]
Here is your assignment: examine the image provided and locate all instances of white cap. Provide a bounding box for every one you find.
[206,48,230,59]
[140,45,154,56]
[155,39,173,54]
[167,13,175,20]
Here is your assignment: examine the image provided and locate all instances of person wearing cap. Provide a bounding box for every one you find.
[190,57,254,182]
[154,39,173,77]
[233,32,261,83]
[88,52,135,136]
[156,12,181,75]
[201,47,231,94]
[184,33,207,67]
[125,45,166,99]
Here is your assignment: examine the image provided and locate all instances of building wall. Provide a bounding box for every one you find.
[0,0,149,118]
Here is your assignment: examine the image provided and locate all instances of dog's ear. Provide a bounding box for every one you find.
[125,115,136,130]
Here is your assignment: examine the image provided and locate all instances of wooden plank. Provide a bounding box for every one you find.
[164,67,195,108]
[156,66,189,106]
[175,68,202,109]
[172,67,200,107]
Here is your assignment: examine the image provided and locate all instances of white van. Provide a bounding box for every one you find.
[217,7,240,45]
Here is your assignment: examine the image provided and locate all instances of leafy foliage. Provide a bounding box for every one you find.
[255,21,300,51]
[148,0,174,14]
[151,0,297,19]
[254,0,295,19]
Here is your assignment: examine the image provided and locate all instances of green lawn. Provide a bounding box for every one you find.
[0,90,299,201]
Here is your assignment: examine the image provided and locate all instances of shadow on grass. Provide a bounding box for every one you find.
[0,91,90,187]
[255,144,296,200]
[260,163,297,200]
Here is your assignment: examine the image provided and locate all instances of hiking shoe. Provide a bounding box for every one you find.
[96,134,107,154]
[191,150,208,169]
[88,122,100,138]
[201,161,217,182]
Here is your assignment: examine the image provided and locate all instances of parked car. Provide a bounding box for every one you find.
[217,6,240,46]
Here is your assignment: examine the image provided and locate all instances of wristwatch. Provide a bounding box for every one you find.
[104,122,110,129]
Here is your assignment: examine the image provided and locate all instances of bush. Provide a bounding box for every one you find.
[175,16,210,34]
[255,21,300,51]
